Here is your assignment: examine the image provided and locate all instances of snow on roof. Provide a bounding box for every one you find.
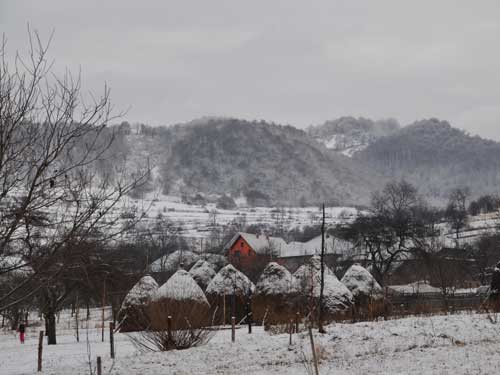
[294,256,353,312]
[150,250,200,273]
[389,280,441,295]
[279,235,354,258]
[122,275,158,308]
[153,269,209,305]
[255,262,298,296]
[340,264,383,298]
[224,232,355,259]
[189,260,216,289]
[206,264,255,296]
[224,232,287,255]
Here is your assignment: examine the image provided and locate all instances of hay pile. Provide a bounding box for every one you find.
[294,256,354,320]
[206,264,254,324]
[252,262,299,325]
[119,275,158,332]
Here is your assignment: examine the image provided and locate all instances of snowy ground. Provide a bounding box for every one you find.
[2,311,500,374]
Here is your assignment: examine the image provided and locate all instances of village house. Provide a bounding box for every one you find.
[224,232,355,272]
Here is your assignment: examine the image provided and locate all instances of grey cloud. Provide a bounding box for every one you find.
[1,1,500,139]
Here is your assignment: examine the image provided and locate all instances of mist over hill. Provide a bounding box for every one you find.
[355,118,500,200]
[110,117,500,206]
[126,118,382,206]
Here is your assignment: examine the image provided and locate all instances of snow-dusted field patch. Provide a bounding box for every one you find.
[2,312,500,374]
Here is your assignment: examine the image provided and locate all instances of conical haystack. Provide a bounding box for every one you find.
[206,264,254,324]
[252,262,300,324]
[294,256,354,320]
[119,275,158,332]
[341,264,385,319]
[341,264,383,303]
[150,269,210,330]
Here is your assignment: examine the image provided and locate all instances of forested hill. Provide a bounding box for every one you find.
[307,117,400,156]
[355,118,500,200]
[158,118,382,206]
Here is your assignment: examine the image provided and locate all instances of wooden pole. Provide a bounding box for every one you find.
[231,316,235,343]
[308,326,320,375]
[318,203,326,333]
[102,278,106,342]
[223,294,226,325]
[109,322,115,359]
[248,315,252,334]
[289,319,293,345]
[295,312,300,333]
[37,331,44,372]
[97,356,102,375]
[75,294,79,343]
[167,316,173,346]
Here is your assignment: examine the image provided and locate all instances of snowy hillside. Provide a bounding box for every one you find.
[308,117,400,157]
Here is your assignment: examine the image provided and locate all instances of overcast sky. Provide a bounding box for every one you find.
[2,1,500,139]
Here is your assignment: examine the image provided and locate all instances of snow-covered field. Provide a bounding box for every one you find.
[2,311,500,374]
[127,192,358,239]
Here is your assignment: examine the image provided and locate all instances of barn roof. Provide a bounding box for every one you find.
[224,232,287,255]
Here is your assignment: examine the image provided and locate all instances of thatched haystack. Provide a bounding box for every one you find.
[252,262,299,325]
[341,264,383,303]
[206,264,255,324]
[294,256,354,320]
[189,260,217,290]
[151,269,210,330]
[341,264,385,319]
[118,275,158,332]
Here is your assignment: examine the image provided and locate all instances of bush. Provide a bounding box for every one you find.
[127,299,213,351]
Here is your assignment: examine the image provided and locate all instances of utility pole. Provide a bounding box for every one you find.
[318,203,326,333]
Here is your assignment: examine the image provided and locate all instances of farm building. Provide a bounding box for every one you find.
[224,232,355,272]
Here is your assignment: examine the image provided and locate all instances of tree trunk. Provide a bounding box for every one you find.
[45,312,57,345]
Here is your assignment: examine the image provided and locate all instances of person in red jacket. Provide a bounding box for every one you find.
[18,323,26,344]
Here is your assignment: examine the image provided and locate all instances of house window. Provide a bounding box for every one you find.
[234,250,241,258]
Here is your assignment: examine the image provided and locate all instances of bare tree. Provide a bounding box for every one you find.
[0,30,148,342]
[337,180,434,286]
[445,187,470,242]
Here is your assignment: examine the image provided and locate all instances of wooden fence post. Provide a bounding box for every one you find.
[289,319,293,345]
[231,316,235,343]
[37,331,44,372]
[295,312,300,333]
[308,326,320,375]
[97,356,102,375]
[109,322,115,359]
[248,314,252,334]
[167,316,173,345]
